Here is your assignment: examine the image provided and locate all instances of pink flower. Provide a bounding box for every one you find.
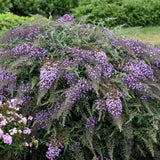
[18,130,22,134]
[3,134,12,145]
[24,142,29,146]
[12,128,17,134]
[28,116,33,121]
[0,119,7,126]
[0,128,4,138]
[23,128,31,134]
[11,98,17,106]
[21,117,27,125]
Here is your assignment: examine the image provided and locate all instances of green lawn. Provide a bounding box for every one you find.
[119,26,160,47]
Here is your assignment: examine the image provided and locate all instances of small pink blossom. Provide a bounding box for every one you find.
[18,130,22,134]
[11,98,17,106]
[23,128,31,134]
[10,132,14,135]
[0,119,7,126]
[28,116,33,120]
[3,134,12,145]
[12,128,17,134]
[6,110,10,114]
[24,142,29,146]
[21,117,27,125]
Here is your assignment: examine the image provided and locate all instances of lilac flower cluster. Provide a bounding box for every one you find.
[140,95,149,102]
[103,63,114,79]
[61,70,76,84]
[1,26,42,42]
[121,60,156,82]
[39,60,60,92]
[95,51,107,65]
[64,47,113,80]
[109,37,160,67]
[85,117,97,134]
[46,136,64,160]
[65,77,93,104]
[68,141,82,152]
[119,60,156,93]
[96,91,123,119]
[86,64,102,80]
[57,14,75,28]
[34,108,54,129]
[0,66,17,101]
[122,39,160,65]
[11,43,47,61]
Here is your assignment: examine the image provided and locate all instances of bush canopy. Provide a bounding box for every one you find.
[0,15,160,160]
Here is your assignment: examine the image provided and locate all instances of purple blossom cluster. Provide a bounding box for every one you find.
[95,51,107,65]
[61,70,76,84]
[57,14,75,28]
[46,136,64,160]
[119,60,156,93]
[122,39,160,65]
[39,60,60,92]
[1,26,42,42]
[65,46,96,63]
[85,64,102,83]
[65,77,93,104]
[64,47,113,80]
[11,43,47,61]
[121,74,149,93]
[68,141,82,152]
[109,37,160,67]
[140,95,149,102]
[85,117,97,134]
[34,108,54,129]
[121,60,156,82]
[0,66,17,101]
[96,91,123,119]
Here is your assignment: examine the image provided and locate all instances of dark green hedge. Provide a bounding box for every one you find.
[0,0,78,17]
[72,0,160,27]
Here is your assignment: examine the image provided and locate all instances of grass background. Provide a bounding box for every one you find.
[120,26,160,47]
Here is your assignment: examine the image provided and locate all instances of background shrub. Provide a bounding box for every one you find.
[0,0,78,17]
[0,0,12,13]
[72,0,160,27]
[0,12,35,30]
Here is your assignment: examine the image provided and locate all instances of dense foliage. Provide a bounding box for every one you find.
[72,0,160,27]
[0,0,12,13]
[0,12,35,30]
[0,0,78,17]
[0,15,160,160]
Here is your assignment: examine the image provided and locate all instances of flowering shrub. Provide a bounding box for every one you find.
[0,15,160,159]
[0,99,37,158]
